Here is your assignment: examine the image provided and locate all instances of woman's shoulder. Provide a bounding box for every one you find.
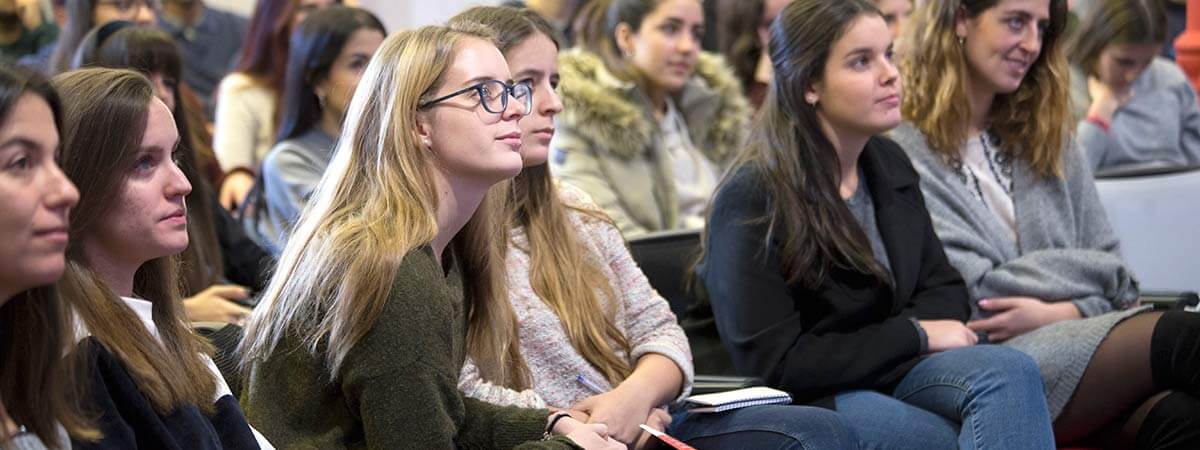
[555,181,606,216]
[886,123,944,170]
[555,49,655,159]
[388,247,446,297]
[262,130,333,171]
[217,73,272,99]
[712,163,771,215]
[1143,57,1190,90]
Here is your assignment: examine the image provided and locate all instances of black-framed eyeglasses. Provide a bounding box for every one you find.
[419,79,533,116]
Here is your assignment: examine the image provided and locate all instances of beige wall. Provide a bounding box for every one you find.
[204,0,501,31]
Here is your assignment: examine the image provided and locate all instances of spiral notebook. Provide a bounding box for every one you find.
[684,386,792,413]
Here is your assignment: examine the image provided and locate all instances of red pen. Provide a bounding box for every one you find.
[639,424,697,450]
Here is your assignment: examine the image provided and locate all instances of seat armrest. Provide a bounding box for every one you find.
[1140,291,1200,311]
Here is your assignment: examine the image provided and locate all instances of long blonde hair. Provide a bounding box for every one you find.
[53,68,217,415]
[901,0,1071,177]
[450,5,633,388]
[238,25,529,387]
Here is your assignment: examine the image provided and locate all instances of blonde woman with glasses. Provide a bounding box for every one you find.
[238,24,621,450]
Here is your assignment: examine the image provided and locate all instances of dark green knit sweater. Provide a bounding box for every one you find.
[243,247,580,449]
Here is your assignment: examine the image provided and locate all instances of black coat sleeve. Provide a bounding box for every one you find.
[211,195,272,292]
[698,169,922,402]
[894,157,971,323]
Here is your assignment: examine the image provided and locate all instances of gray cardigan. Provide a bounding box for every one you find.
[245,128,335,255]
[1072,58,1200,172]
[891,123,1147,417]
[889,123,1140,317]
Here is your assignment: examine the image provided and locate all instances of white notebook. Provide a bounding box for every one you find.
[684,386,792,413]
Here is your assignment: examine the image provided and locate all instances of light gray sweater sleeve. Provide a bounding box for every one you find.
[1076,120,1110,171]
[262,144,325,224]
[1176,78,1200,165]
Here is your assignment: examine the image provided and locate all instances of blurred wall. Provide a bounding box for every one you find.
[204,0,501,31]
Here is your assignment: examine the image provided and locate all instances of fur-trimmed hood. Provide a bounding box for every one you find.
[556,48,750,162]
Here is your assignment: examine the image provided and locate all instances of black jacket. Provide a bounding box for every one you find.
[696,136,970,404]
[211,193,271,293]
[71,338,261,450]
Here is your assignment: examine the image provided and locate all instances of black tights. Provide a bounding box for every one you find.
[1054,310,1200,449]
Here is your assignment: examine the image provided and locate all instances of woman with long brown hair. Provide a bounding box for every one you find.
[53,67,268,450]
[212,0,338,212]
[549,0,749,237]
[894,0,1200,446]
[699,0,1055,448]
[238,24,619,449]
[0,63,93,450]
[245,6,385,254]
[85,24,271,326]
[450,6,859,449]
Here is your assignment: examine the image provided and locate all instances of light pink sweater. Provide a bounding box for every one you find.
[458,183,694,409]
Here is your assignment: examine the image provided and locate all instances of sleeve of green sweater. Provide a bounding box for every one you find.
[338,258,580,450]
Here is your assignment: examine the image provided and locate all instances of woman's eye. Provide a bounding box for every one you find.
[1007,18,1025,31]
[134,155,154,173]
[8,155,29,171]
[660,23,678,34]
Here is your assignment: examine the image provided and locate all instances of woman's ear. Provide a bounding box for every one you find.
[955,6,970,41]
[414,114,433,149]
[804,81,821,106]
[312,77,330,108]
[614,22,635,58]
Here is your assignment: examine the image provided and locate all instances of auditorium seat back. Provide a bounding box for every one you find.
[1094,165,1200,292]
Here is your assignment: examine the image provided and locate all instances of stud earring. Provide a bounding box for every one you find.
[958,36,965,45]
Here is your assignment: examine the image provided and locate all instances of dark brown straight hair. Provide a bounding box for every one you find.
[577,0,678,101]
[237,0,343,96]
[92,26,225,296]
[0,63,97,448]
[53,68,217,415]
[702,0,890,289]
[1066,0,1166,76]
[715,0,765,95]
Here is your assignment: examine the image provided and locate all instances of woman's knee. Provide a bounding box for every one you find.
[673,405,861,450]
[943,345,1043,383]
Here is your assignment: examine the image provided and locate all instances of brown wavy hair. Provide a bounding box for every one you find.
[715,0,766,95]
[901,0,1070,177]
[450,5,634,387]
[53,68,218,415]
[0,64,97,449]
[702,0,891,289]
